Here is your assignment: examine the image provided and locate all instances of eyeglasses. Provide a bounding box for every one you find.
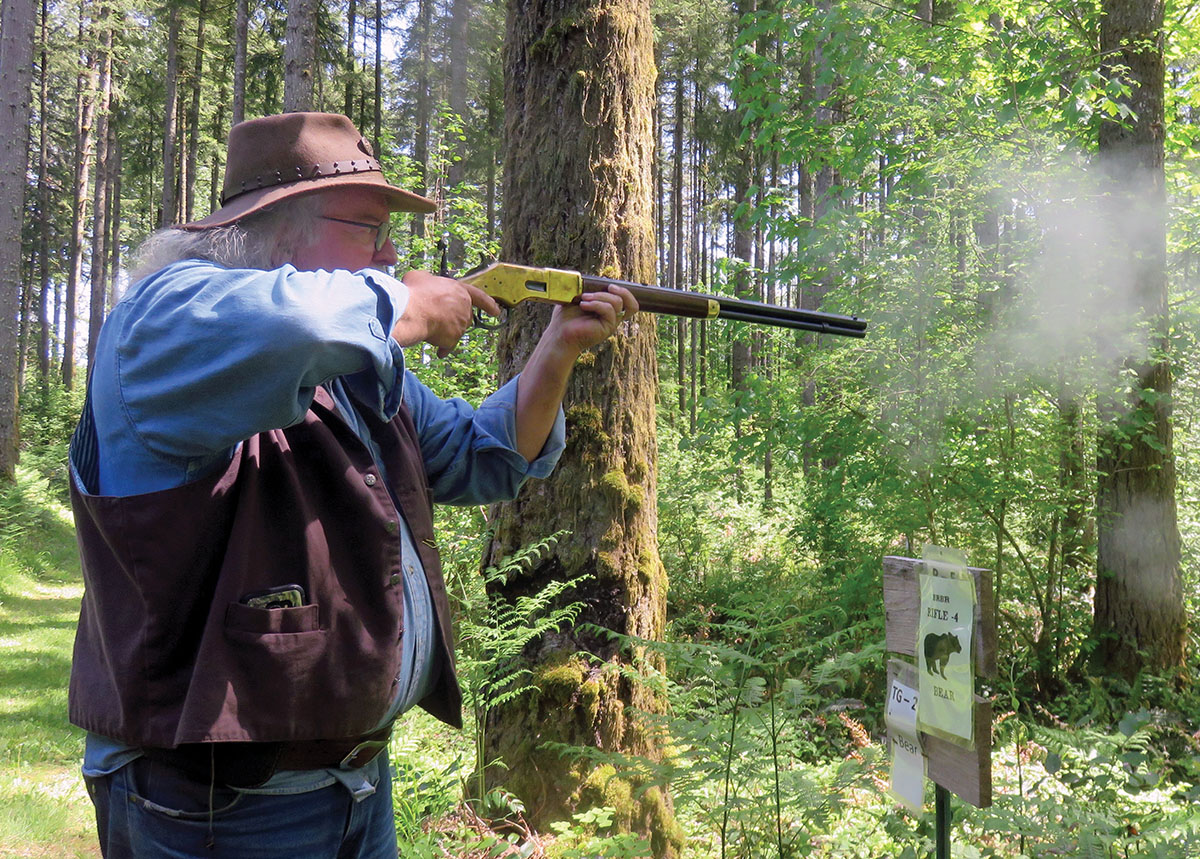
[320,215,392,252]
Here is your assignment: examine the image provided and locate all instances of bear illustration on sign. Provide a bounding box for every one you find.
[924,632,962,678]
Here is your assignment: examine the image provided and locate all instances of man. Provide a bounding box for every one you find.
[68,112,637,857]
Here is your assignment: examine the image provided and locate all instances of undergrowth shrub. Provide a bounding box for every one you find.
[18,380,84,494]
[973,709,1200,857]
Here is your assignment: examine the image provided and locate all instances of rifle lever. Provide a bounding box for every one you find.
[473,307,506,330]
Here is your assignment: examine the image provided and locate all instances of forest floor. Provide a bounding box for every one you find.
[2,465,1197,858]
[0,469,97,858]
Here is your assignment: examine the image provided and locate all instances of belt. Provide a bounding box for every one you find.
[275,729,392,770]
[141,726,392,788]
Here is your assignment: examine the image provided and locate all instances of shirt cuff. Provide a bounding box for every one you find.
[347,270,410,420]
[476,375,565,479]
[358,269,410,331]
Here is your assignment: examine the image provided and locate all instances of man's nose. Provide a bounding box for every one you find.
[373,236,399,267]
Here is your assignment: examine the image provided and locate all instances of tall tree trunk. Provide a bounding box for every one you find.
[485,63,500,243]
[209,96,224,214]
[730,0,756,406]
[108,111,123,303]
[344,0,358,117]
[0,0,37,478]
[87,5,113,373]
[411,0,432,241]
[284,0,317,112]
[232,0,249,125]
[372,0,382,154]
[484,0,680,852]
[1092,0,1185,678]
[65,2,98,389]
[161,1,180,226]
[693,87,706,431]
[1058,394,1089,578]
[184,0,207,222]
[18,248,33,396]
[670,75,686,419]
[688,90,703,436]
[447,0,472,261]
[36,0,51,383]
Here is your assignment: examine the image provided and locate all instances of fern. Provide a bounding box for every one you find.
[450,531,591,805]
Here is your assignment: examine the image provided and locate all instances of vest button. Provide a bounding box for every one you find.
[386,520,398,533]
[364,473,378,486]
[389,573,402,586]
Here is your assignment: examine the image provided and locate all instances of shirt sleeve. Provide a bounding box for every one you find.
[92,261,410,484]
[403,370,565,505]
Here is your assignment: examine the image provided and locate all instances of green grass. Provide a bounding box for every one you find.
[0,467,98,858]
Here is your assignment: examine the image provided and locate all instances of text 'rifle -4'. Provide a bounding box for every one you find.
[459,262,867,338]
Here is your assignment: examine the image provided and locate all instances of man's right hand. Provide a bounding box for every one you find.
[391,270,502,357]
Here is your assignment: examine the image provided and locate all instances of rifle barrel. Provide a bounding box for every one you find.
[581,275,866,338]
[716,308,867,337]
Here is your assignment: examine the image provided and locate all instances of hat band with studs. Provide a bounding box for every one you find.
[222,157,384,205]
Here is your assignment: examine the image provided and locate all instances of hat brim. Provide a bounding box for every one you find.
[179,171,436,230]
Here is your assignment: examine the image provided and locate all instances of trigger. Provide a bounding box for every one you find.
[473,307,506,330]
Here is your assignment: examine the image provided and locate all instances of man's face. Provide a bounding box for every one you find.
[287,188,399,273]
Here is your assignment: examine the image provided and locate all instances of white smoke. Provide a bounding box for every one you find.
[976,158,1168,397]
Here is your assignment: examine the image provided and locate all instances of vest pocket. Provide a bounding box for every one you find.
[224,601,320,634]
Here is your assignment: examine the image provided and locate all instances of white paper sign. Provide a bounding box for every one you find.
[917,557,976,746]
[885,677,924,813]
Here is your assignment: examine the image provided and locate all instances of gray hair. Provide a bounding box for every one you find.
[128,194,326,283]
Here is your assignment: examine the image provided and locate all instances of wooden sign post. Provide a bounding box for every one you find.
[883,555,996,854]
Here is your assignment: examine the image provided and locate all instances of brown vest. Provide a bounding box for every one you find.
[68,387,462,748]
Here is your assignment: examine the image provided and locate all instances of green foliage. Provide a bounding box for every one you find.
[442,526,590,808]
[547,806,651,858]
[971,710,1200,857]
[17,379,85,494]
[556,587,885,857]
[391,748,464,843]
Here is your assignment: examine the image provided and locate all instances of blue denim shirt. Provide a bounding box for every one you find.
[80,260,565,798]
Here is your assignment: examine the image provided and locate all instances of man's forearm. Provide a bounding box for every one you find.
[510,286,637,461]
[514,335,581,462]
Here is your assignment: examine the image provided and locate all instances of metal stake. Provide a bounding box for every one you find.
[935,784,951,859]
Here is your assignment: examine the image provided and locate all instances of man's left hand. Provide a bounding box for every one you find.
[542,285,640,358]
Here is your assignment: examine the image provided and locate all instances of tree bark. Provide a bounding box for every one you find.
[36,0,51,383]
[87,5,113,373]
[730,0,755,397]
[483,0,680,852]
[411,0,432,241]
[0,0,37,478]
[447,0,472,261]
[185,0,207,222]
[344,0,358,118]
[373,0,381,154]
[485,66,500,243]
[209,96,224,214]
[670,75,685,418]
[232,0,249,125]
[108,110,122,303]
[161,1,180,226]
[283,0,317,112]
[65,2,98,388]
[1092,0,1185,678]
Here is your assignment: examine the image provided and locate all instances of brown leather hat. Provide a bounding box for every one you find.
[181,112,435,230]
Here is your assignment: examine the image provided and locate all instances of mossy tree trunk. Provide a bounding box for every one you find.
[482,0,681,853]
[1092,0,1185,678]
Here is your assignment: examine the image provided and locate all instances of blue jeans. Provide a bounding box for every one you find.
[84,753,399,858]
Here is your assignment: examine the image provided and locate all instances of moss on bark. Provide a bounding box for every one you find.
[480,0,679,852]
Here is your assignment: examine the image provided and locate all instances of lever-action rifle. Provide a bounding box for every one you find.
[458,262,867,339]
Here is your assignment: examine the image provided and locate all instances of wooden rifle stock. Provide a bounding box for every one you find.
[459,262,867,338]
